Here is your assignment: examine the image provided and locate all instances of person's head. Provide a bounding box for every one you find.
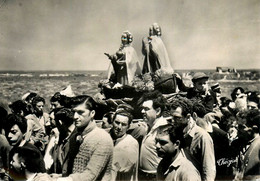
[121,30,133,45]
[102,112,114,129]
[10,145,45,179]
[72,95,96,129]
[231,87,245,101]
[116,103,134,114]
[211,83,221,101]
[168,97,193,131]
[242,109,260,140]
[150,23,161,36]
[192,100,207,119]
[190,100,209,130]
[32,96,45,115]
[192,72,209,92]
[111,109,133,139]
[54,108,75,139]
[9,100,29,116]
[23,92,38,104]
[247,91,259,110]
[139,91,166,126]
[50,92,63,110]
[155,124,183,158]
[50,92,72,110]
[220,97,232,108]
[4,114,27,146]
[211,83,221,94]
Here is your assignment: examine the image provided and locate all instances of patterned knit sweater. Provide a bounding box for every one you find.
[69,122,113,181]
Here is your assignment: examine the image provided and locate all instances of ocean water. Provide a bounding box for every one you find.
[0,70,106,105]
[0,70,259,111]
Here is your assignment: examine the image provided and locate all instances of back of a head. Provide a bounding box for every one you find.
[192,100,207,118]
[102,111,114,125]
[50,92,71,108]
[54,108,74,127]
[138,90,166,112]
[11,145,46,173]
[168,96,193,118]
[9,100,29,116]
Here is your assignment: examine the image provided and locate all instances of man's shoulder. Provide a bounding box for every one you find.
[194,125,213,140]
[123,134,138,145]
[176,159,201,180]
[0,135,10,148]
[93,127,113,142]
[166,153,201,180]
[250,136,260,148]
[25,114,36,120]
[154,117,168,128]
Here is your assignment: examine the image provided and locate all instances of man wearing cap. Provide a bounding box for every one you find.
[185,72,217,113]
[211,83,222,107]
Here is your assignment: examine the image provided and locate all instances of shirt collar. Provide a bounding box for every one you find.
[151,116,168,132]
[27,173,37,181]
[183,118,196,138]
[164,149,186,175]
[81,121,96,138]
[113,134,127,146]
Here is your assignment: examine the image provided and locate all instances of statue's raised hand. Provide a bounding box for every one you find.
[104,53,112,60]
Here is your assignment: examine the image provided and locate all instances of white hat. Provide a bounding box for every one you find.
[60,85,75,97]
[21,92,31,100]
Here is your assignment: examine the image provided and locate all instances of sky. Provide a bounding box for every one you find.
[0,0,259,71]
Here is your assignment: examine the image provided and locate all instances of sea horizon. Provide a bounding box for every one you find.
[0,68,259,72]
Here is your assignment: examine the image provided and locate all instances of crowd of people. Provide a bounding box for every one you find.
[0,23,259,181]
[0,73,259,181]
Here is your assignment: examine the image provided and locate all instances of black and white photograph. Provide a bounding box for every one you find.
[0,0,259,180]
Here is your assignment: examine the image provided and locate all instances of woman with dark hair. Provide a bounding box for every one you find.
[105,30,141,86]
[26,96,50,152]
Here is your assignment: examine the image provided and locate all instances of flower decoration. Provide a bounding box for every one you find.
[76,135,83,144]
[132,73,154,92]
[98,79,113,89]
